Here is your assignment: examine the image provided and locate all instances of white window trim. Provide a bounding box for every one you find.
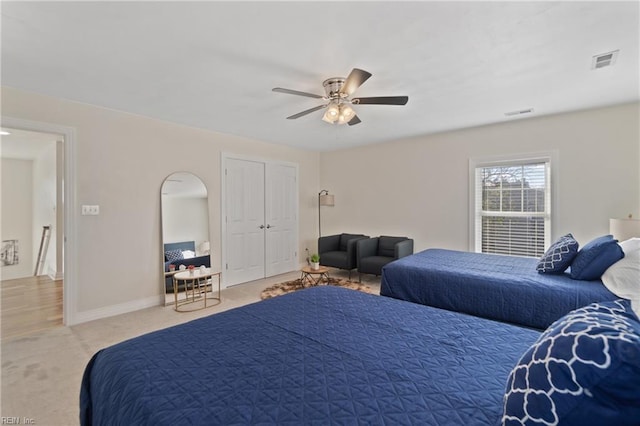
[468,151,559,254]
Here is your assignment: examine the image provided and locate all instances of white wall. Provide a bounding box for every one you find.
[320,102,640,252]
[1,86,320,322]
[32,142,57,276]
[1,158,34,279]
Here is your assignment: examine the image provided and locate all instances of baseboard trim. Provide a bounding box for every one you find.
[47,269,64,280]
[73,295,164,325]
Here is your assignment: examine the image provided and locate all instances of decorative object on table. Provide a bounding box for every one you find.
[318,190,334,238]
[260,277,374,300]
[610,213,640,241]
[310,253,320,270]
[188,265,195,275]
[199,265,206,273]
[169,264,175,272]
[179,264,186,271]
[0,239,19,266]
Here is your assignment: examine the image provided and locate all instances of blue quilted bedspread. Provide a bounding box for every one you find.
[380,249,618,330]
[80,286,540,425]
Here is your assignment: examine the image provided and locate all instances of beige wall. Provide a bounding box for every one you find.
[3,83,638,323]
[1,158,34,279]
[2,86,320,321]
[320,102,640,252]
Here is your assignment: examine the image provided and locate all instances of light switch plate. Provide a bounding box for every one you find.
[81,205,100,215]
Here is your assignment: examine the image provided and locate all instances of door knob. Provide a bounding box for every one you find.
[266,224,274,229]
[259,225,265,229]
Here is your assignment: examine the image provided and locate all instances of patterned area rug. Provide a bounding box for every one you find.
[261,277,374,300]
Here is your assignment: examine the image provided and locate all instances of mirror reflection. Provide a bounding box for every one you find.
[161,172,210,306]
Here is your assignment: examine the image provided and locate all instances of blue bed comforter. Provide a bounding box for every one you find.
[80,286,540,425]
[380,248,618,330]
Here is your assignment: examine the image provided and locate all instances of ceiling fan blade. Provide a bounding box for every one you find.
[347,115,361,126]
[339,68,372,96]
[286,104,327,120]
[272,87,324,99]
[351,96,409,105]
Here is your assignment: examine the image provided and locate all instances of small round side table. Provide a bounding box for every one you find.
[300,265,330,287]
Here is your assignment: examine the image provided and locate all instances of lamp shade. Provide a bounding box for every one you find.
[610,218,640,241]
[199,241,210,253]
[319,194,335,206]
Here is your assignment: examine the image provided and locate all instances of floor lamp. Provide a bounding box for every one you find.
[318,190,335,238]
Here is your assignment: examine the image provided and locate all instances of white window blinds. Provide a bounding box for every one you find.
[474,160,551,257]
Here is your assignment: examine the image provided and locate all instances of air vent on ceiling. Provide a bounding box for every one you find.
[505,108,534,117]
[591,50,619,70]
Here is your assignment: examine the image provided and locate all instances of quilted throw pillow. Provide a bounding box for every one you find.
[164,249,183,262]
[502,299,640,426]
[570,235,624,281]
[536,234,579,274]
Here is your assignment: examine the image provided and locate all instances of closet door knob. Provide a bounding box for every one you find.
[259,225,265,229]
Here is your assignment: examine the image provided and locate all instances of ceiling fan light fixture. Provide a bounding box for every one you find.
[322,102,341,123]
[274,68,409,126]
[338,104,356,124]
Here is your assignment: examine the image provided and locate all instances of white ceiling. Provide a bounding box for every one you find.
[1,1,638,152]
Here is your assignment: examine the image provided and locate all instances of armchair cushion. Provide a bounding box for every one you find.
[318,233,368,272]
[357,236,414,277]
[340,233,366,252]
[379,236,410,258]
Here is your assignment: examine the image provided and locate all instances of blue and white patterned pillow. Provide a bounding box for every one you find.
[536,234,579,274]
[164,249,183,262]
[502,299,640,425]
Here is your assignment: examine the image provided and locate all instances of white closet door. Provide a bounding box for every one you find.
[265,163,297,277]
[225,158,266,286]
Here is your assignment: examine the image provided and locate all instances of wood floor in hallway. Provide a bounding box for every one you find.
[1,275,62,341]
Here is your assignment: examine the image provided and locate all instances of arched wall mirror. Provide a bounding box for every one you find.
[161,172,210,306]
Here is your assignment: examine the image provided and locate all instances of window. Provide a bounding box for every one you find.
[471,157,551,257]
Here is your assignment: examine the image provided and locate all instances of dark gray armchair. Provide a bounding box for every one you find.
[318,233,369,279]
[357,236,414,281]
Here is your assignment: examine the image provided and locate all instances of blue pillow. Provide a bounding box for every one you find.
[502,299,640,425]
[570,235,624,281]
[536,234,579,274]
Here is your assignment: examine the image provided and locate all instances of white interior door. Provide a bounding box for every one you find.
[265,163,297,276]
[224,156,298,286]
[225,158,266,286]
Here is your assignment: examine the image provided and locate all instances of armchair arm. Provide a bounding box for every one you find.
[394,239,414,259]
[346,236,369,269]
[318,234,340,255]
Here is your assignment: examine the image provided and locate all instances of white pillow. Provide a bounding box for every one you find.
[602,242,640,317]
[182,250,196,259]
[620,237,640,253]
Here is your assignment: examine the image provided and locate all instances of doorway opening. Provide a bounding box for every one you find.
[1,127,65,339]
[1,116,76,329]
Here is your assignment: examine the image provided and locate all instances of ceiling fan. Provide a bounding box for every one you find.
[272,68,408,126]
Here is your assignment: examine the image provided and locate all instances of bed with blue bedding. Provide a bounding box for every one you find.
[380,248,618,330]
[80,286,541,425]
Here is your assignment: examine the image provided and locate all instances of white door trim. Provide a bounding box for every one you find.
[221,152,298,287]
[2,116,78,326]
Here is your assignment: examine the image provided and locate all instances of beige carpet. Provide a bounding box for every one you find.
[261,277,374,299]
